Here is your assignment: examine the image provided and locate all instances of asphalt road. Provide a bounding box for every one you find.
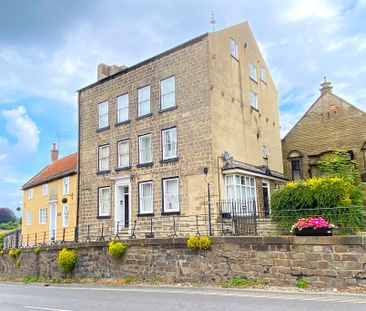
[1,283,366,311]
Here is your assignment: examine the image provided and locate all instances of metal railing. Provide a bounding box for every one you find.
[2,204,366,249]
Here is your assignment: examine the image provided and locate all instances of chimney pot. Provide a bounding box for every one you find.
[51,143,59,164]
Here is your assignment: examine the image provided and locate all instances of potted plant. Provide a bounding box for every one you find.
[290,216,336,236]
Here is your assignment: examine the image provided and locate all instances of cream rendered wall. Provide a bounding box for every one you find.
[22,174,77,244]
[208,22,283,174]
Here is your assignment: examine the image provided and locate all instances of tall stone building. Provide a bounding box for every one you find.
[282,80,366,182]
[77,22,284,237]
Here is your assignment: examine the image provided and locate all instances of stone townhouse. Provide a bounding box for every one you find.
[282,80,366,182]
[77,22,285,238]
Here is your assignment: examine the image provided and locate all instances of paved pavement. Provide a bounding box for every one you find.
[1,283,366,311]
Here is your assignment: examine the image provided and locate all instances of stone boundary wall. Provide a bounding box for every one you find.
[1,236,366,289]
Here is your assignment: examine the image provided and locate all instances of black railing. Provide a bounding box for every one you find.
[2,204,366,249]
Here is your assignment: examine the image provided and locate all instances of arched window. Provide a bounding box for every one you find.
[288,150,303,181]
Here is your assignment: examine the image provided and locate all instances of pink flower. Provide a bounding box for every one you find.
[290,216,335,233]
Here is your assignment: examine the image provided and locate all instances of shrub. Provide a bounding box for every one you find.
[187,236,200,251]
[0,250,3,255]
[187,236,212,251]
[108,241,127,259]
[57,248,77,274]
[271,177,365,232]
[8,248,20,258]
[0,233,4,249]
[199,236,212,250]
[297,277,310,289]
[34,247,41,255]
[16,259,21,267]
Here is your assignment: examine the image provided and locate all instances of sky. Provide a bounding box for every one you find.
[0,0,365,214]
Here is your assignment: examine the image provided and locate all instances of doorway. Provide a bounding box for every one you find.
[49,202,57,240]
[262,180,270,217]
[115,184,130,233]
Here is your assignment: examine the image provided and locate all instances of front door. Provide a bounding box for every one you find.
[49,202,57,240]
[262,180,270,217]
[115,185,130,233]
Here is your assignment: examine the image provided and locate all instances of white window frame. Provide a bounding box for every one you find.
[117,140,130,168]
[28,189,33,200]
[116,93,129,123]
[225,174,257,204]
[97,101,109,129]
[138,134,152,164]
[98,187,110,217]
[249,62,257,81]
[98,144,110,171]
[137,85,151,117]
[162,127,177,160]
[62,204,69,228]
[160,76,176,110]
[39,208,47,225]
[63,176,70,195]
[42,184,48,196]
[249,90,258,110]
[25,211,32,225]
[139,181,153,215]
[230,38,239,60]
[260,65,266,82]
[163,178,180,213]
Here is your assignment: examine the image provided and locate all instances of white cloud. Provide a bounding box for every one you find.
[2,105,40,153]
[282,0,341,22]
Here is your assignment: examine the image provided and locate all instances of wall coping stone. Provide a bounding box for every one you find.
[13,235,365,253]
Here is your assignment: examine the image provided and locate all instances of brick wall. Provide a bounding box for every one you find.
[2,236,366,289]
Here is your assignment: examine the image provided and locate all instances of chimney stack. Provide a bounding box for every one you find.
[97,63,128,81]
[50,143,59,164]
[320,77,333,95]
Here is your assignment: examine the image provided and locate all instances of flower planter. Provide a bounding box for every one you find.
[293,227,333,236]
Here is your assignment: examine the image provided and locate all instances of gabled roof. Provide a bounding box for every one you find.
[282,87,366,140]
[22,153,77,190]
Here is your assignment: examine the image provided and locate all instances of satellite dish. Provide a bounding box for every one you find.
[223,151,231,161]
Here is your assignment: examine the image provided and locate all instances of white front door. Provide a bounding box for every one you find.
[49,202,57,240]
[115,184,130,234]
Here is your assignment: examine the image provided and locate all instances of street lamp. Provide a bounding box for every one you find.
[203,167,212,236]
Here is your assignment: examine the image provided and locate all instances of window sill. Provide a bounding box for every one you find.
[137,162,153,168]
[249,77,258,84]
[158,106,177,113]
[137,213,154,217]
[136,112,153,121]
[96,170,111,175]
[161,211,180,216]
[96,126,110,132]
[97,215,111,219]
[115,120,130,127]
[260,79,267,84]
[115,166,131,172]
[160,157,179,164]
[251,106,259,113]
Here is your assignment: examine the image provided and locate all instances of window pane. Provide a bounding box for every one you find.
[117,94,128,122]
[139,135,151,163]
[138,86,150,116]
[98,101,108,128]
[164,179,179,212]
[163,128,177,159]
[118,141,129,167]
[161,77,176,109]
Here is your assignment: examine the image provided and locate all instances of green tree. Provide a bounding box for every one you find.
[0,208,17,223]
[318,149,359,184]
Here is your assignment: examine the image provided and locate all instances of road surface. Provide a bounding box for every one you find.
[1,283,366,310]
